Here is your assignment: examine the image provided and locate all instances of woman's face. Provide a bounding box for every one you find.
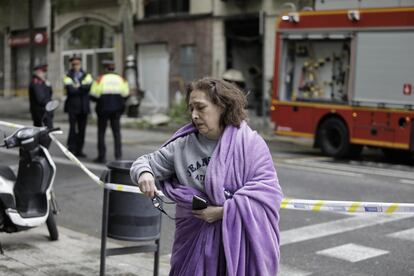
[188,90,224,140]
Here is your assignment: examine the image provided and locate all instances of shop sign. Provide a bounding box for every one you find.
[8,31,48,47]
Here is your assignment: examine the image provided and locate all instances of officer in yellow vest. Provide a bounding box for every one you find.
[90,60,129,163]
[63,55,93,157]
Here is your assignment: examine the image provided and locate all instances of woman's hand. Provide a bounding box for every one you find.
[137,172,157,198]
[192,206,223,223]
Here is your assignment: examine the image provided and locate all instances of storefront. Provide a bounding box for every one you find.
[7,29,48,96]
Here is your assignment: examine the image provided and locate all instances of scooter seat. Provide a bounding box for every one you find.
[0,165,16,181]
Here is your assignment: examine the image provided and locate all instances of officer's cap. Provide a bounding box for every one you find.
[69,54,82,62]
[102,60,115,70]
[33,63,48,71]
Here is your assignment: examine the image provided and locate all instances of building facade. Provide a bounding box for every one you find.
[133,0,318,114]
[1,0,50,97]
[0,0,297,114]
[0,0,131,97]
[134,0,286,114]
[4,0,410,113]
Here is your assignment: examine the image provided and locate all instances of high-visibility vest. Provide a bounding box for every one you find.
[63,73,93,87]
[90,73,129,98]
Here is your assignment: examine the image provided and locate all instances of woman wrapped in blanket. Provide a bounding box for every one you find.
[130,77,283,276]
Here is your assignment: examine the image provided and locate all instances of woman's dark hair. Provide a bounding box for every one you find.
[186,77,248,127]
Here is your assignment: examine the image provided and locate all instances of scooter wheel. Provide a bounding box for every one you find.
[46,205,59,241]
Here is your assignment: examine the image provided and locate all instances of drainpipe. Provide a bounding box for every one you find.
[50,0,55,53]
[120,0,141,117]
[28,0,34,81]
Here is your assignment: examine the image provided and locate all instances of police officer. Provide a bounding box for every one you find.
[90,60,129,163]
[29,63,53,148]
[63,55,93,157]
[29,64,53,128]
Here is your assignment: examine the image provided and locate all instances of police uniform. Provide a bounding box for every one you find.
[29,64,53,128]
[90,61,129,163]
[63,57,93,157]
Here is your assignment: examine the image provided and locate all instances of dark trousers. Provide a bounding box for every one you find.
[97,112,122,160]
[67,113,88,154]
[31,111,53,148]
[31,112,43,128]
[32,111,53,128]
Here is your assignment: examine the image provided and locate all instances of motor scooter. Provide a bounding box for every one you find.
[0,100,61,253]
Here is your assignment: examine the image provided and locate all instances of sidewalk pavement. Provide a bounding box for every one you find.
[0,225,170,276]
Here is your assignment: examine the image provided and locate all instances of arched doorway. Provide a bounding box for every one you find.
[61,24,114,78]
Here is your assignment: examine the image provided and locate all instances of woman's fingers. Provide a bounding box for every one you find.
[140,182,155,198]
[138,172,156,198]
[192,206,223,223]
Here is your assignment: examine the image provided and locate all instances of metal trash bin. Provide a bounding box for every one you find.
[100,160,161,276]
[105,160,161,240]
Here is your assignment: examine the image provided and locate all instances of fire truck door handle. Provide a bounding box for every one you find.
[370,128,378,136]
[293,106,299,112]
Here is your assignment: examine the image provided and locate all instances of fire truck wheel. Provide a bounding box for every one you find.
[318,117,352,158]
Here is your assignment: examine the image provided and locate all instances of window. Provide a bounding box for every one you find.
[63,25,114,50]
[144,0,189,18]
[180,45,196,83]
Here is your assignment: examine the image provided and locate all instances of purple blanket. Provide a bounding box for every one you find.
[160,121,283,276]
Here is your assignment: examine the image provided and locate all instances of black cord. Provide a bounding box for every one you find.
[152,196,176,220]
[158,207,176,220]
[155,193,175,204]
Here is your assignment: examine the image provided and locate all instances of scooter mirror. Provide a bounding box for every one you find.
[45,100,60,112]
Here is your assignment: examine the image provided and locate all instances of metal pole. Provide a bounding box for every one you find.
[260,10,268,128]
[99,188,110,276]
[120,0,140,117]
[28,0,34,79]
[50,0,55,53]
[153,239,160,276]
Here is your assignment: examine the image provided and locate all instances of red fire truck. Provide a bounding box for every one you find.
[270,7,414,158]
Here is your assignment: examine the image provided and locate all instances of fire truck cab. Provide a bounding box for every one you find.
[271,7,414,158]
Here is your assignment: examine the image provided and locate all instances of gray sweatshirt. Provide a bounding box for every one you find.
[130,133,218,192]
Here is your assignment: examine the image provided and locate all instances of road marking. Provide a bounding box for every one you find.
[387,227,414,241]
[281,214,413,246]
[399,179,414,185]
[279,264,311,276]
[316,243,389,262]
[283,158,414,180]
[276,162,363,177]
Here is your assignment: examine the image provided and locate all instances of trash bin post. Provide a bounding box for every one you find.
[99,188,110,276]
[154,239,160,276]
[99,160,161,276]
